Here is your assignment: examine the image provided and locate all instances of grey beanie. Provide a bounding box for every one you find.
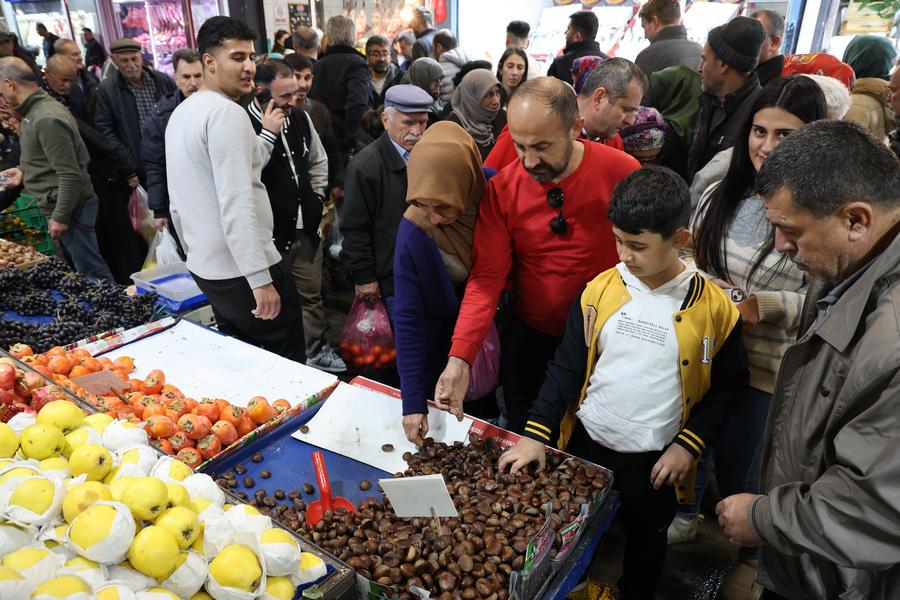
[707,16,766,73]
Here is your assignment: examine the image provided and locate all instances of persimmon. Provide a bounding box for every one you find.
[219,404,245,425]
[211,420,238,446]
[235,416,255,437]
[175,447,202,468]
[196,435,222,460]
[156,438,175,455]
[194,400,220,422]
[112,356,135,373]
[247,397,274,425]
[47,356,72,375]
[272,399,291,414]
[178,413,212,440]
[81,357,103,373]
[141,372,164,395]
[68,365,90,378]
[168,431,194,451]
[9,344,33,359]
[145,415,178,439]
[45,346,66,357]
[142,403,166,419]
[164,396,192,417]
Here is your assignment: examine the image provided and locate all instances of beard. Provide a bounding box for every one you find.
[524,142,573,183]
[371,62,389,75]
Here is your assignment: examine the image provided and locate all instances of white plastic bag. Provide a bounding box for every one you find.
[142,228,181,270]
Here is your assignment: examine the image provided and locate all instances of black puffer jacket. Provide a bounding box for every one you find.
[93,67,175,183]
[310,45,372,157]
[140,90,184,219]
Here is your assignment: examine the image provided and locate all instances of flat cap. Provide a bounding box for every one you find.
[384,84,433,113]
[110,38,142,53]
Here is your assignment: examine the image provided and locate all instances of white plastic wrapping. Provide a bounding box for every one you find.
[0,476,64,527]
[115,445,158,476]
[102,423,148,453]
[66,501,136,564]
[205,534,267,600]
[182,474,225,508]
[161,551,208,598]
[105,563,157,592]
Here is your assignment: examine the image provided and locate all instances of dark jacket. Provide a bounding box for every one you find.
[393,218,460,415]
[305,98,344,192]
[686,73,759,181]
[93,67,176,182]
[248,104,323,252]
[635,26,702,78]
[547,40,607,84]
[412,29,437,60]
[39,78,135,186]
[42,33,59,60]
[14,46,41,79]
[755,54,785,86]
[84,38,107,69]
[76,68,100,98]
[310,45,372,157]
[752,232,900,599]
[140,90,184,219]
[340,131,408,295]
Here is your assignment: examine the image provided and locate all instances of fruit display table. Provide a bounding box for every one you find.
[198,378,619,600]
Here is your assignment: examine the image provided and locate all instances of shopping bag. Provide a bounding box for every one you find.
[338,297,396,372]
[466,322,501,401]
[128,185,155,241]
[142,229,182,270]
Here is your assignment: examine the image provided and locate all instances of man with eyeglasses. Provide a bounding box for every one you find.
[366,35,403,106]
[432,77,639,434]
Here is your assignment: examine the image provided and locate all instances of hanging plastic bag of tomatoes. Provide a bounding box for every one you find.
[466,321,501,401]
[339,297,396,372]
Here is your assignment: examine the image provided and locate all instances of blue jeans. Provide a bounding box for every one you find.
[677,386,772,558]
[60,194,114,283]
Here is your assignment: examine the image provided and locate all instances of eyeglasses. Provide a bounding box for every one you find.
[547,187,567,236]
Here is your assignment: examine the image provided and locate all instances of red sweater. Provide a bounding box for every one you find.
[450,140,640,364]
[485,125,625,172]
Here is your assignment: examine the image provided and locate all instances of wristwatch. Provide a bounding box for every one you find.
[724,288,746,303]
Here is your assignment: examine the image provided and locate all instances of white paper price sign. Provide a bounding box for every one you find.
[378,474,458,518]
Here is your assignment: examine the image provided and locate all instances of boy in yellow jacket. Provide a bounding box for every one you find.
[500,167,749,600]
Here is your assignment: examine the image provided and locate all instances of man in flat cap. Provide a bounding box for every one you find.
[341,84,432,320]
[687,16,765,180]
[93,37,175,281]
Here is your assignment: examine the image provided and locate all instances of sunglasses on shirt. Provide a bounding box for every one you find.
[547,187,567,236]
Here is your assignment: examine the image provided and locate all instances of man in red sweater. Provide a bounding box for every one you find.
[434,77,639,433]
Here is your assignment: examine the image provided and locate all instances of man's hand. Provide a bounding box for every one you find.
[717,493,764,547]
[0,167,23,189]
[650,443,693,489]
[251,284,281,320]
[262,100,286,134]
[498,437,546,475]
[434,357,470,421]
[355,281,380,301]
[329,187,344,206]
[402,413,429,446]
[737,295,760,331]
[48,219,68,240]
[154,217,169,231]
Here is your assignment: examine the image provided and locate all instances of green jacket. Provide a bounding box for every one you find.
[17,88,93,224]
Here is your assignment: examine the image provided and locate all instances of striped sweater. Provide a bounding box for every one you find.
[690,188,807,393]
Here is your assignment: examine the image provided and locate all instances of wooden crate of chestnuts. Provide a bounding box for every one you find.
[240,435,612,600]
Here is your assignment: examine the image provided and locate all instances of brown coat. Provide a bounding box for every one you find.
[844,77,893,141]
[751,231,900,599]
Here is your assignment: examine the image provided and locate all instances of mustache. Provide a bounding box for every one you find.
[404,134,421,142]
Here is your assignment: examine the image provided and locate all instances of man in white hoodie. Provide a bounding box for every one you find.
[166,16,306,362]
[433,29,470,103]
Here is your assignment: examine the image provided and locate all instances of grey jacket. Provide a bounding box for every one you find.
[635,26,702,78]
[439,47,471,102]
[752,230,900,599]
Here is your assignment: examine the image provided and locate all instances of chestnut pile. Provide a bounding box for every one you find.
[247,437,609,599]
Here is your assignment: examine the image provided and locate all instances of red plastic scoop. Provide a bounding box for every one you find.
[306,451,357,526]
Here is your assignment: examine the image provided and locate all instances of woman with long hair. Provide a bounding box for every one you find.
[394,122,495,444]
[496,47,528,105]
[673,76,826,589]
[271,29,290,55]
[447,69,503,160]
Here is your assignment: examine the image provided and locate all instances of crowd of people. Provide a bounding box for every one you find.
[0,6,898,600]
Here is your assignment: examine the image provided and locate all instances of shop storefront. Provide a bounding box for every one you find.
[1,0,228,73]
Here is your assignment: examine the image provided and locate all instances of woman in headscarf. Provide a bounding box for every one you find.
[403,57,446,124]
[394,121,493,444]
[842,35,897,140]
[446,69,503,160]
[571,55,604,96]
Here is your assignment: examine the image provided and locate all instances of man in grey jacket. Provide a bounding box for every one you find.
[717,120,900,599]
[166,17,305,362]
[635,0,701,78]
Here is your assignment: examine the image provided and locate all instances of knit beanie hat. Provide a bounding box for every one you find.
[707,16,766,72]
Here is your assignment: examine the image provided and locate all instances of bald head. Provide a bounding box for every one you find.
[45,54,78,96]
[0,57,38,106]
[509,76,580,129]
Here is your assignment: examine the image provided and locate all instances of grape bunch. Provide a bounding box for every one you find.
[0,259,160,352]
